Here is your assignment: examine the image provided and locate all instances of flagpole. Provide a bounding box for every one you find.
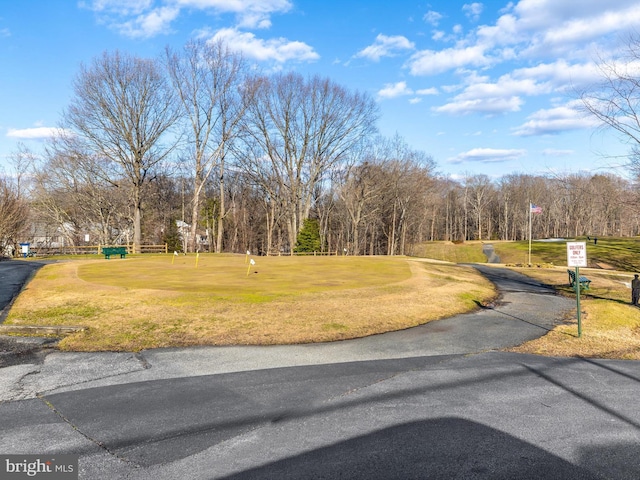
[528,202,532,265]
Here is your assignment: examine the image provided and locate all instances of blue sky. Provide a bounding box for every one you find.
[0,0,638,179]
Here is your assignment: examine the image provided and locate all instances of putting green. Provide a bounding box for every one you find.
[6,254,496,351]
[77,254,412,297]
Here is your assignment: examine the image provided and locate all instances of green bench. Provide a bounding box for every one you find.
[567,269,590,290]
[102,247,128,259]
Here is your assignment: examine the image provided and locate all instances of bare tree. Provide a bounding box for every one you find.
[339,161,383,255]
[0,177,29,256]
[165,39,248,252]
[334,135,436,255]
[34,134,130,246]
[581,35,640,177]
[464,174,495,240]
[238,72,378,252]
[0,145,36,255]
[64,50,179,252]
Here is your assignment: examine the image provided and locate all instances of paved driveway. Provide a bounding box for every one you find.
[1,260,639,479]
[0,259,44,322]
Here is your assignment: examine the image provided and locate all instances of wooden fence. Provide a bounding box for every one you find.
[17,245,345,257]
[265,250,340,256]
[24,244,168,256]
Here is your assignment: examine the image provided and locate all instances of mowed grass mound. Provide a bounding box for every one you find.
[503,267,640,359]
[412,241,487,263]
[415,237,640,272]
[492,237,640,271]
[5,255,496,351]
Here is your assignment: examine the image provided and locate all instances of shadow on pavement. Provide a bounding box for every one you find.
[220,418,600,480]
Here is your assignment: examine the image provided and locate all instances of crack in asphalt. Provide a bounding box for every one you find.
[37,393,139,466]
[135,352,152,369]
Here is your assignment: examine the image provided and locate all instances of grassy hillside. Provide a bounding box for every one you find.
[495,237,640,271]
[415,237,640,272]
[5,255,495,351]
[410,242,487,263]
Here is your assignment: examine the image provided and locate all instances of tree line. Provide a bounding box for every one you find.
[1,38,639,256]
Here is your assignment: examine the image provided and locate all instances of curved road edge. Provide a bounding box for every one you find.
[0,260,575,400]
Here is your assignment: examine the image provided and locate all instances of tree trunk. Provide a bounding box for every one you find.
[216,169,225,253]
[133,202,142,253]
[189,185,201,253]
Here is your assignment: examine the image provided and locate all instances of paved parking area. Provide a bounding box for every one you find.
[1,260,639,479]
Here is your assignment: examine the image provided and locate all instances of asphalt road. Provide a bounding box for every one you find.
[1,259,640,479]
[0,259,44,322]
[0,259,56,368]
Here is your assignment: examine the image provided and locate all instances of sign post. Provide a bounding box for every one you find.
[566,241,587,337]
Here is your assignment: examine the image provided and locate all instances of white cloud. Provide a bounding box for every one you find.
[416,87,439,95]
[542,148,574,156]
[0,28,11,38]
[7,127,63,140]
[434,96,523,115]
[463,3,484,21]
[429,59,600,117]
[377,81,413,99]
[356,34,415,62]
[115,6,180,38]
[377,82,439,100]
[511,60,599,90]
[424,10,443,26]
[448,148,526,164]
[408,45,491,76]
[511,102,597,136]
[80,0,293,37]
[80,0,153,16]
[410,0,640,79]
[432,69,534,115]
[175,0,293,29]
[212,28,318,63]
[464,74,546,98]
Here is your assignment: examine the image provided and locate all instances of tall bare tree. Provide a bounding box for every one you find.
[238,72,378,252]
[34,134,130,246]
[581,35,640,178]
[64,50,179,252]
[0,177,29,256]
[0,145,36,255]
[464,174,495,241]
[165,39,248,252]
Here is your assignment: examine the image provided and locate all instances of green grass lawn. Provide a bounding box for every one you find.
[504,265,640,359]
[414,238,640,359]
[411,241,487,263]
[5,254,496,351]
[415,237,640,272]
[8,238,640,359]
[492,237,640,271]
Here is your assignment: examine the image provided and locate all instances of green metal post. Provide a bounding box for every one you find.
[575,266,582,338]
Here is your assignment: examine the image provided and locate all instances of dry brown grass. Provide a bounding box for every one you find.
[5,255,496,351]
[505,266,640,359]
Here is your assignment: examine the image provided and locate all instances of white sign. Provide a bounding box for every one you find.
[567,241,587,267]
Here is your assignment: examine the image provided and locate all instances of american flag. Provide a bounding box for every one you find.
[530,203,542,214]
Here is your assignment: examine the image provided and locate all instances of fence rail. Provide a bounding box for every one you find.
[135,244,168,253]
[265,250,340,256]
[22,244,168,256]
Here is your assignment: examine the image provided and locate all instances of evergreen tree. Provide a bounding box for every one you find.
[294,218,321,253]
[163,218,183,253]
